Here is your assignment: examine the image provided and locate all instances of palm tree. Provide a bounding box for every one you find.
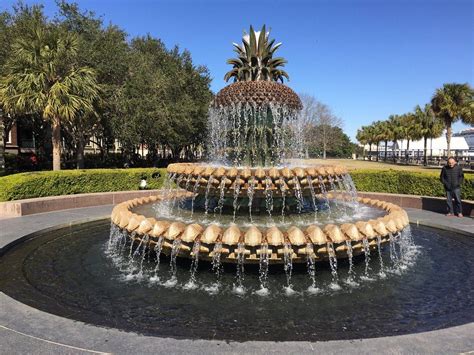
[431,83,473,157]
[370,121,385,162]
[413,104,444,165]
[224,25,290,83]
[0,23,100,170]
[387,115,403,162]
[356,126,368,159]
[356,125,376,160]
[377,120,392,161]
[398,113,422,163]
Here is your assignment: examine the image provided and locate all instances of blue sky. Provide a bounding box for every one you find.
[2,0,473,141]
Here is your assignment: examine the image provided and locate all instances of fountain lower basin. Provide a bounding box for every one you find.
[1,220,472,341]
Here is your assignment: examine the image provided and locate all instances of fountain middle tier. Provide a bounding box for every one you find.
[167,163,350,198]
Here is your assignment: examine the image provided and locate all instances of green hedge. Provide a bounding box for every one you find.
[0,167,473,202]
[0,168,166,201]
[350,169,474,200]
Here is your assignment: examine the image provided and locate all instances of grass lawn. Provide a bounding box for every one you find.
[292,158,442,172]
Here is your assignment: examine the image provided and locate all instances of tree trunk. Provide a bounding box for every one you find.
[368,143,372,160]
[399,140,402,162]
[423,136,428,166]
[375,142,379,161]
[0,112,5,172]
[323,138,327,159]
[52,119,61,171]
[405,139,410,163]
[76,139,85,169]
[446,122,452,158]
[392,140,397,162]
[384,140,388,161]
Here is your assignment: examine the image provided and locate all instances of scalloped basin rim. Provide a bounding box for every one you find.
[110,194,409,264]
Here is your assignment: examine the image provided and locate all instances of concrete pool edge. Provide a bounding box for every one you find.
[0,206,473,354]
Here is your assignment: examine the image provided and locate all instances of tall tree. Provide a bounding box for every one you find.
[113,35,211,164]
[0,5,40,169]
[0,20,100,170]
[398,113,422,162]
[431,83,473,157]
[356,125,376,160]
[388,114,403,162]
[413,104,443,165]
[55,1,129,168]
[377,120,392,161]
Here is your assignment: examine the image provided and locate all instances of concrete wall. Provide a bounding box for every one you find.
[1,190,472,218]
[0,190,161,218]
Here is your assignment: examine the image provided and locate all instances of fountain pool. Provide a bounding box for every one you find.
[0,220,473,341]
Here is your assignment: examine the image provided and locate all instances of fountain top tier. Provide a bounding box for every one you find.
[167,162,349,197]
[211,81,302,111]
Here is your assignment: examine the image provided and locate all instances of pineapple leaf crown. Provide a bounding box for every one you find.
[224,25,290,83]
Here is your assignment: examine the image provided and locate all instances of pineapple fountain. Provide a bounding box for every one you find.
[109,26,411,292]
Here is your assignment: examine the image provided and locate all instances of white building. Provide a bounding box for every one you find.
[362,132,470,161]
[454,128,474,156]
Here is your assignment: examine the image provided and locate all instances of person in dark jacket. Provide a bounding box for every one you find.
[440,157,464,217]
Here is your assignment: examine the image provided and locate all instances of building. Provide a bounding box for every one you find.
[373,135,470,162]
[361,131,471,162]
[453,128,474,157]
[4,121,36,155]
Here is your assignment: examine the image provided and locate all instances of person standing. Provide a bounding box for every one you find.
[440,157,464,217]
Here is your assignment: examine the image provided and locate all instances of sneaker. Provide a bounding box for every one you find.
[457,213,463,218]
[446,213,454,217]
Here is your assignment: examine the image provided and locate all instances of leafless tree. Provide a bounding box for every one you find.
[299,93,343,159]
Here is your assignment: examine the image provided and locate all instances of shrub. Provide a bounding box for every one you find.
[0,168,166,201]
[350,169,474,200]
[1,167,472,202]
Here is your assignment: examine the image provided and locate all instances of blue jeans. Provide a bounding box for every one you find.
[446,188,462,214]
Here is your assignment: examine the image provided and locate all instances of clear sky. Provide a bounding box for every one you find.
[1,0,473,141]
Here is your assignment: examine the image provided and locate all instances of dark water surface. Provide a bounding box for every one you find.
[0,220,473,341]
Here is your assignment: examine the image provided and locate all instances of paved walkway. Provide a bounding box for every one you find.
[0,206,473,354]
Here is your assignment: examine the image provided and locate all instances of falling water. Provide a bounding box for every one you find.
[345,240,354,279]
[164,239,181,287]
[234,242,246,294]
[307,176,318,214]
[204,175,213,215]
[185,240,201,290]
[150,237,164,282]
[389,232,399,265]
[211,242,223,281]
[232,176,241,222]
[207,102,303,166]
[293,178,304,214]
[190,175,201,216]
[279,177,287,220]
[264,176,274,218]
[215,178,226,215]
[362,238,372,279]
[137,234,149,276]
[327,242,340,289]
[247,177,256,222]
[305,243,317,288]
[283,243,294,294]
[318,176,331,213]
[376,236,386,278]
[258,244,270,292]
